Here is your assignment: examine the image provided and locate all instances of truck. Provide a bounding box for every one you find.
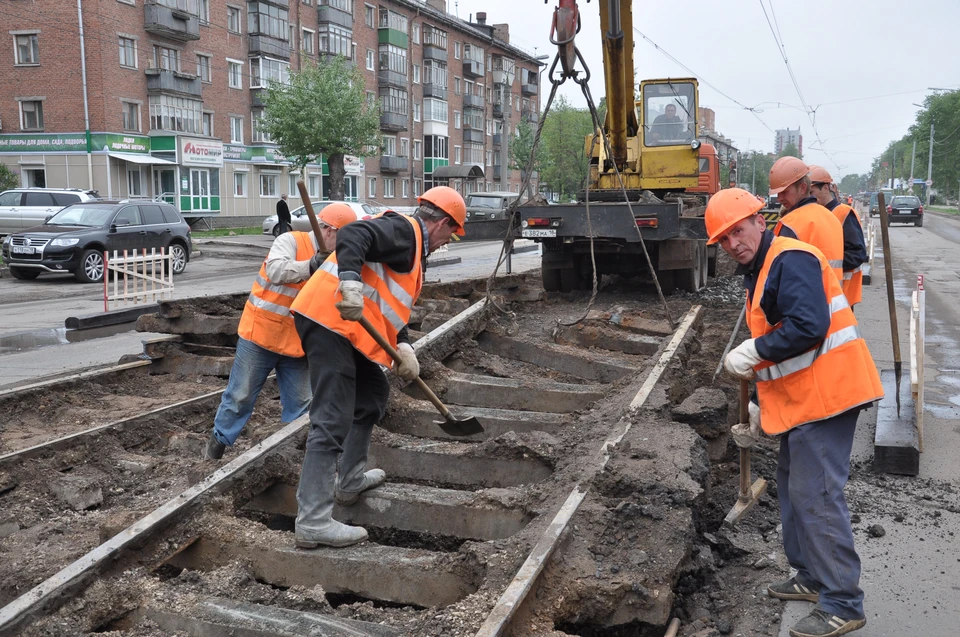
[520,1,719,293]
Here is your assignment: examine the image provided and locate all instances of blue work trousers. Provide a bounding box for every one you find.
[212,337,311,446]
[778,407,864,620]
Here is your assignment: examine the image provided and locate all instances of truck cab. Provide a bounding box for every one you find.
[686,144,720,200]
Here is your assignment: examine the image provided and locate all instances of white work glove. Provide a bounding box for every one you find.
[335,280,365,322]
[724,338,762,380]
[394,342,420,381]
[732,401,762,448]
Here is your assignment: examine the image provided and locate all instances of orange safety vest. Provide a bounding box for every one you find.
[237,231,316,358]
[747,236,883,435]
[774,201,845,282]
[831,202,864,305]
[290,215,424,368]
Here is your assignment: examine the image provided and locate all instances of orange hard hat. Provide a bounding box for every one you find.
[705,188,765,245]
[418,186,467,236]
[319,202,358,229]
[807,165,833,184]
[769,156,809,195]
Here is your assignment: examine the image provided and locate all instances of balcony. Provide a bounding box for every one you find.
[523,109,539,123]
[380,110,407,132]
[318,5,353,29]
[493,165,503,180]
[378,68,407,89]
[493,103,504,119]
[380,155,409,172]
[319,52,353,68]
[463,59,484,78]
[145,68,202,98]
[251,88,267,108]
[144,3,200,41]
[423,44,447,63]
[492,133,502,146]
[522,81,538,96]
[463,129,484,144]
[423,82,447,101]
[249,34,290,59]
[463,93,484,110]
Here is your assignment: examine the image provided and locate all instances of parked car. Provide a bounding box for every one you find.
[886,195,924,227]
[1,200,191,283]
[869,189,895,216]
[465,191,520,222]
[0,188,100,235]
[261,201,378,236]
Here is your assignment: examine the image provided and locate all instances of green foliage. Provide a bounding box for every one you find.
[539,96,594,200]
[740,152,776,196]
[509,118,547,195]
[0,164,19,192]
[260,57,381,200]
[778,142,800,159]
[838,173,868,195]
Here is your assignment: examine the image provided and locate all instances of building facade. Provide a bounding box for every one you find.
[774,128,802,157]
[0,0,541,222]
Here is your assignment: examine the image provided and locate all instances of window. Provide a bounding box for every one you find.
[152,45,180,71]
[367,177,376,198]
[454,111,461,129]
[308,174,320,198]
[198,0,210,23]
[153,0,200,13]
[260,173,278,197]
[301,28,314,54]
[227,6,242,33]
[197,54,211,82]
[465,142,483,165]
[454,77,461,95]
[384,178,395,198]
[19,100,44,131]
[379,87,408,116]
[202,111,214,136]
[119,37,137,69]
[423,60,446,88]
[378,8,408,32]
[248,2,289,40]
[288,174,298,197]
[378,44,407,77]
[366,49,375,70]
[414,139,422,160]
[14,34,39,65]
[486,150,492,166]
[149,95,202,133]
[412,64,420,84]
[423,98,448,123]
[230,115,244,143]
[454,145,461,164]
[402,179,409,198]
[127,168,143,197]
[234,172,247,196]
[414,178,421,197]
[425,135,448,159]
[423,25,447,50]
[227,59,243,88]
[413,101,421,122]
[382,136,397,155]
[121,101,140,132]
[319,24,352,56]
[364,3,375,28]
[463,109,482,130]
[252,108,272,142]
[454,41,461,59]
[412,25,420,44]
[141,205,167,225]
[400,137,409,157]
[366,90,376,107]
[250,56,290,87]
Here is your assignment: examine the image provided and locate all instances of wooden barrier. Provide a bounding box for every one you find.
[103,248,174,311]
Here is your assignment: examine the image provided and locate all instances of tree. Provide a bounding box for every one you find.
[509,118,547,198]
[0,165,18,192]
[778,142,800,159]
[539,96,594,201]
[838,173,867,195]
[259,57,381,200]
[739,151,776,196]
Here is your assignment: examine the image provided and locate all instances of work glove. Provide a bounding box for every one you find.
[731,401,762,448]
[308,252,327,275]
[395,342,420,381]
[724,338,761,380]
[335,280,365,322]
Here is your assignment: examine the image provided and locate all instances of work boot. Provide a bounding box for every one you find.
[789,608,866,637]
[335,423,386,506]
[768,576,820,602]
[203,431,225,460]
[295,449,368,549]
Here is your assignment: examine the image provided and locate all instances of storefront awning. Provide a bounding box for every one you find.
[432,164,485,179]
[107,152,177,165]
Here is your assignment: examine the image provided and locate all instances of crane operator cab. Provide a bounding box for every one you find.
[644,81,696,146]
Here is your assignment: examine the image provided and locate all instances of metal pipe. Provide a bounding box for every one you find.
[926,122,934,206]
[76,0,93,189]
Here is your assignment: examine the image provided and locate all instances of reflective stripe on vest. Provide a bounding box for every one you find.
[756,324,861,382]
[318,260,409,331]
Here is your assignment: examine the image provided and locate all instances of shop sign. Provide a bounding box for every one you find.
[180,137,224,167]
[0,132,151,154]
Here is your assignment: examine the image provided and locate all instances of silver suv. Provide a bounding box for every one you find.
[0,188,100,235]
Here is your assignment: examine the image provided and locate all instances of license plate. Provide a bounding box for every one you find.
[11,246,34,254]
[898,209,912,214]
[522,228,556,238]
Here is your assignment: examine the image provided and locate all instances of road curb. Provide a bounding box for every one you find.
[427,256,462,268]
[65,305,160,330]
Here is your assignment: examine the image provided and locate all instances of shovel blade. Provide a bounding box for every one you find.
[434,415,484,437]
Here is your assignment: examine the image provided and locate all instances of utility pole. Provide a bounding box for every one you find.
[926,121,934,206]
[892,147,896,191]
[909,139,916,194]
[752,153,756,194]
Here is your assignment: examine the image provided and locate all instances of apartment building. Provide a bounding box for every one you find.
[0,0,542,222]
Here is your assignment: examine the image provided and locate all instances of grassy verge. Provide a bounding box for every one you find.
[191,226,263,237]
[928,205,959,215]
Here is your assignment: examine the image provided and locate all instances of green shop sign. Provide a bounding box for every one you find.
[0,132,151,154]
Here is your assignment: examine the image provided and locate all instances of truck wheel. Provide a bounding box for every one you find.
[573,256,596,291]
[559,267,578,293]
[542,263,561,292]
[677,243,706,292]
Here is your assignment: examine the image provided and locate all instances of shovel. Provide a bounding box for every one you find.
[723,379,767,528]
[358,316,484,437]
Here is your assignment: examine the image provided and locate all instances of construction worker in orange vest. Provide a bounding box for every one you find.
[203,203,359,461]
[808,166,867,307]
[707,189,882,637]
[769,157,845,283]
[289,186,466,549]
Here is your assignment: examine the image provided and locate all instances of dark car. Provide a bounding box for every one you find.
[886,195,924,227]
[1,200,192,283]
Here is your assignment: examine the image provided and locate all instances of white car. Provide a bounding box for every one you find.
[262,201,379,236]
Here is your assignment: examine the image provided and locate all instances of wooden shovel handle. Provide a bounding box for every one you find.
[296,179,324,242]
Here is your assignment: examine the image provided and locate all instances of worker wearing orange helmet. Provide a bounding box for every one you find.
[808,165,867,306]
[204,203,359,461]
[289,186,466,549]
[769,157,845,283]
[706,188,881,637]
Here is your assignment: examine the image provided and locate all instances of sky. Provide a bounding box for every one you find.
[451,0,960,178]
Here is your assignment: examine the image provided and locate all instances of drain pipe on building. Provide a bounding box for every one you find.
[76,0,94,190]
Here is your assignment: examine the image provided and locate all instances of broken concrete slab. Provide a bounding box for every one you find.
[245,482,531,541]
[51,474,103,511]
[874,369,919,476]
[422,371,606,414]
[146,342,235,377]
[555,324,662,356]
[585,310,674,337]
[382,400,567,441]
[137,313,239,335]
[116,454,156,474]
[144,597,400,637]
[476,331,637,382]
[671,387,730,440]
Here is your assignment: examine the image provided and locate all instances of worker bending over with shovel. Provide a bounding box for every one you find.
[204,204,358,460]
[706,189,883,637]
[289,186,467,548]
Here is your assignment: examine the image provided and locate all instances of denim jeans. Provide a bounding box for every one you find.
[212,337,311,446]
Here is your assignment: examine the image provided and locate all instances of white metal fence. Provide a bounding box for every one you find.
[103,248,174,311]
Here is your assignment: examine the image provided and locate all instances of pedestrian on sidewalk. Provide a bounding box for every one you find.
[203,204,359,461]
[289,186,466,549]
[808,166,868,308]
[706,188,883,637]
[277,194,291,235]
